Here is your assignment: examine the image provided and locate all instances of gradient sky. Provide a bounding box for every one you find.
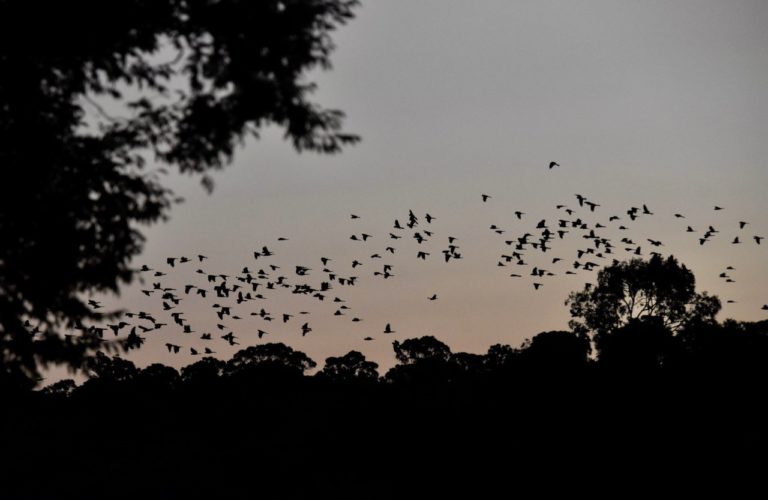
[82,0,768,377]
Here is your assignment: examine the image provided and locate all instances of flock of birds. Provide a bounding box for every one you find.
[63,162,767,360]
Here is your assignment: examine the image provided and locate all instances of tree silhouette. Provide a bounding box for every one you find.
[135,363,180,393]
[180,356,226,389]
[224,343,317,383]
[318,350,379,383]
[596,317,679,371]
[518,330,591,372]
[19,325,768,498]
[0,0,360,388]
[83,351,138,383]
[566,255,721,341]
[386,336,458,385]
[392,336,452,365]
[484,343,518,371]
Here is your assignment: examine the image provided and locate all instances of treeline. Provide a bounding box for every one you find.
[3,318,768,498]
[35,318,768,396]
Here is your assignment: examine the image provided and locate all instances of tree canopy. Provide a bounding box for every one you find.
[566,255,721,340]
[0,0,360,388]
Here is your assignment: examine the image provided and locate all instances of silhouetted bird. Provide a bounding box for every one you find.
[384,323,395,334]
[482,194,491,202]
[301,323,312,336]
[549,161,560,169]
[296,266,311,276]
[642,204,653,215]
[165,343,181,354]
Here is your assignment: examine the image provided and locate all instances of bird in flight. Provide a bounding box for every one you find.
[165,343,181,354]
[482,194,491,202]
[642,204,653,215]
[549,161,560,169]
[384,323,395,334]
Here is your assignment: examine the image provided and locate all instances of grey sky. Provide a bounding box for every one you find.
[91,0,768,375]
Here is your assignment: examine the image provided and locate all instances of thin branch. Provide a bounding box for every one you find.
[83,95,125,123]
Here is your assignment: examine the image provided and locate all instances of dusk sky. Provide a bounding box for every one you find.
[90,0,768,374]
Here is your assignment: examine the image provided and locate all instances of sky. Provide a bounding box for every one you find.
[82,0,768,377]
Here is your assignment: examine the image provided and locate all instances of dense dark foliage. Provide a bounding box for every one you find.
[3,318,768,498]
[567,254,721,340]
[0,0,359,389]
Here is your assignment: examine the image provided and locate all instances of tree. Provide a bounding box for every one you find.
[83,352,139,383]
[135,363,180,393]
[566,255,720,339]
[484,343,518,371]
[392,336,452,365]
[518,330,591,371]
[224,343,316,380]
[0,0,360,388]
[386,336,457,385]
[595,317,679,371]
[318,350,379,383]
[180,356,225,386]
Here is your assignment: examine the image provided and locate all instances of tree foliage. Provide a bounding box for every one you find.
[318,350,379,383]
[0,0,360,387]
[566,255,721,339]
[518,330,591,370]
[224,343,317,378]
[392,336,452,365]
